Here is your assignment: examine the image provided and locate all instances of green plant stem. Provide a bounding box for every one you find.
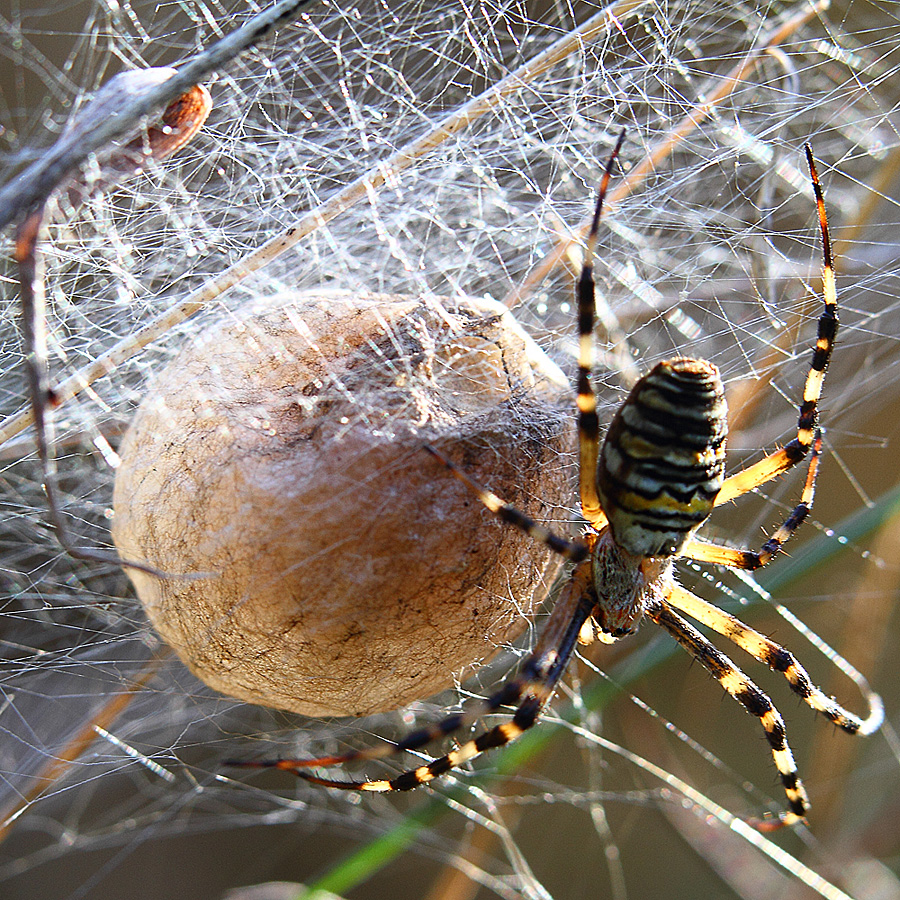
[299,481,900,899]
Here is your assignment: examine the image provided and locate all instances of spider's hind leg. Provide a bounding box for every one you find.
[715,146,837,508]
[224,660,553,789]
[295,690,545,792]
[684,429,823,571]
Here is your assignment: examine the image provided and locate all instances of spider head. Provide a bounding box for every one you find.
[590,533,674,639]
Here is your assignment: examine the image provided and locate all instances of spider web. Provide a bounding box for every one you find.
[1,1,900,899]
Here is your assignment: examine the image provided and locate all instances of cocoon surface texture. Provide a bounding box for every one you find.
[113,291,572,716]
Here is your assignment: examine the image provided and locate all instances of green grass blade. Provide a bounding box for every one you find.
[299,482,900,898]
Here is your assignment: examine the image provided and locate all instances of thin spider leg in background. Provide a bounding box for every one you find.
[14,206,136,568]
[14,208,171,577]
[10,79,210,575]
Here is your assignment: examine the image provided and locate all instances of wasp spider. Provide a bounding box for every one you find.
[229,134,882,829]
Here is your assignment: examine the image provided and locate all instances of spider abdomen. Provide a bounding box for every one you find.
[598,357,727,557]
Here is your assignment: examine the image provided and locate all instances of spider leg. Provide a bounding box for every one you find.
[683,429,822,570]
[228,560,598,791]
[715,145,837,508]
[16,204,77,548]
[666,584,881,735]
[13,84,209,579]
[648,597,808,829]
[424,445,588,563]
[15,208,163,577]
[576,130,624,531]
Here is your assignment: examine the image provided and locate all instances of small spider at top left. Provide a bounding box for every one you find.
[10,68,211,576]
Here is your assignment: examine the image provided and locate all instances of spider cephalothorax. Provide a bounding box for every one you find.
[588,532,670,640]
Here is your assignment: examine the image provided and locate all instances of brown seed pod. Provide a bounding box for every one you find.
[113,291,573,717]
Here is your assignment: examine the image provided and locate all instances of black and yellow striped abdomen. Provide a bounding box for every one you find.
[598,358,727,557]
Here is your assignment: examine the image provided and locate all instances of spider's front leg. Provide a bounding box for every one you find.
[666,584,882,736]
[423,445,589,563]
[575,128,624,531]
[227,559,598,791]
[649,598,809,830]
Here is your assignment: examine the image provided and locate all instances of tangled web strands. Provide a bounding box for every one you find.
[1,2,900,899]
